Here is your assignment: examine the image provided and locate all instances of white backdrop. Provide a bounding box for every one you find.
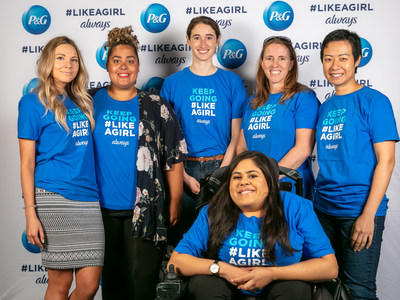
[1,1,399,299]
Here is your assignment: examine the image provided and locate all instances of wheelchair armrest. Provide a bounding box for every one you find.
[279,166,304,197]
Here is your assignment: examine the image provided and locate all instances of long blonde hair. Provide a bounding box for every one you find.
[252,37,309,109]
[37,36,95,132]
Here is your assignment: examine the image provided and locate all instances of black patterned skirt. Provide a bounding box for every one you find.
[34,188,105,269]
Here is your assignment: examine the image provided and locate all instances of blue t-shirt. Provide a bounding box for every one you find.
[315,86,399,217]
[241,91,320,199]
[93,87,139,210]
[160,67,247,157]
[175,192,333,295]
[17,92,99,201]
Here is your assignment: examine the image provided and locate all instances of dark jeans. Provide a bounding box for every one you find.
[184,158,223,182]
[188,275,312,300]
[316,210,385,300]
[168,159,222,246]
[101,210,163,300]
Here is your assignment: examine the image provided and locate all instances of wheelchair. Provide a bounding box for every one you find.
[156,165,304,300]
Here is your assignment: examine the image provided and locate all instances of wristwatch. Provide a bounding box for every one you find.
[209,260,220,276]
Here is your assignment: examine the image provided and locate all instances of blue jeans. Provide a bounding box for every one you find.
[184,159,223,182]
[315,210,385,300]
[168,159,223,246]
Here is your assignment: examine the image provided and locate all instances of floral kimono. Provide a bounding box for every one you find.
[132,90,187,243]
[90,87,187,243]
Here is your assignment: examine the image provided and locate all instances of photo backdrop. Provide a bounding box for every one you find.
[1,1,399,299]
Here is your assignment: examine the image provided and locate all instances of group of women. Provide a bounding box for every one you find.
[18,15,397,300]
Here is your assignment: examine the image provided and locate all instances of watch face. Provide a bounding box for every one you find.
[210,263,219,274]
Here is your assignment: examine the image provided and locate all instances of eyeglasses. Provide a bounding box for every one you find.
[263,36,292,44]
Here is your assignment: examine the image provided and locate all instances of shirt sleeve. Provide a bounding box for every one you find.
[160,76,172,105]
[294,90,320,130]
[367,92,399,144]
[283,192,334,259]
[231,74,248,119]
[17,93,43,141]
[174,206,210,257]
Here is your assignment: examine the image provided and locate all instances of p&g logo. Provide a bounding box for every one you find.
[142,77,164,95]
[140,3,170,33]
[23,78,39,96]
[22,230,41,254]
[96,42,109,70]
[217,39,247,69]
[263,1,294,31]
[359,37,373,68]
[22,5,51,35]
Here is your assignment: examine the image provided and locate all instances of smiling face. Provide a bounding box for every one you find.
[260,43,294,93]
[107,44,139,91]
[229,158,269,217]
[322,40,361,95]
[187,22,220,63]
[51,44,79,92]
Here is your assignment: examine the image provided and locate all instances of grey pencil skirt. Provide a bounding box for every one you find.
[34,188,105,269]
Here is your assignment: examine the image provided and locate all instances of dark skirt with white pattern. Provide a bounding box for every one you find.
[34,188,105,269]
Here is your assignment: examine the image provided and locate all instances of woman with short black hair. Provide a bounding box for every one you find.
[315,29,399,299]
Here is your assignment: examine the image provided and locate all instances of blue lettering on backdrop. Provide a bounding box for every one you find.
[186,6,248,14]
[308,3,374,27]
[65,7,125,31]
[140,44,188,66]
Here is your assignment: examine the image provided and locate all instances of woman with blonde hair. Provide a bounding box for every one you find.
[18,36,104,299]
[90,26,186,299]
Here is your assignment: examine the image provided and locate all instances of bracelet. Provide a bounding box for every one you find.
[23,204,37,209]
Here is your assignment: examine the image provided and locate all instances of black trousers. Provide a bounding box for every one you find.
[188,275,312,300]
[101,211,163,300]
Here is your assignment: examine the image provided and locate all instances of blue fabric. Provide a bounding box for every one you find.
[93,88,139,210]
[160,67,247,157]
[241,91,320,199]
[315,86,399,217]
[316,210,385,300]
[17,92,99,201]
[174,191,334,295]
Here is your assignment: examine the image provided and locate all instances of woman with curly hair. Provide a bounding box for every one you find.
[18,36,104,299]
[90,26,187,299]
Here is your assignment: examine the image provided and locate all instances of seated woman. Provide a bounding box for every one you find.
[168,151,338,299]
